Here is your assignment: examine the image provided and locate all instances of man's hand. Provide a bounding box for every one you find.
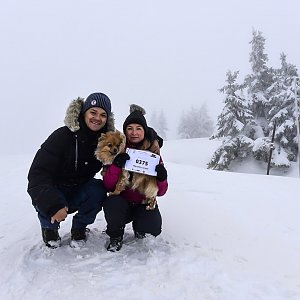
[51,206,68,224]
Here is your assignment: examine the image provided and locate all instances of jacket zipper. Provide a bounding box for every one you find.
[75,134,78,172]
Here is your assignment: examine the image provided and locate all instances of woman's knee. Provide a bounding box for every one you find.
[134,210,162,236]
[103,195,128,211]
[150,226,162,237]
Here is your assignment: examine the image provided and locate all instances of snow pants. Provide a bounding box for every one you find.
[36,178,107,230]
[103,195,162,238]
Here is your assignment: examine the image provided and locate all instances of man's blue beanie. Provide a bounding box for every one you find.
[82,92,111,115]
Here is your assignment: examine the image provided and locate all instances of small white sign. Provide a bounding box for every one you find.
[124,148,160,176]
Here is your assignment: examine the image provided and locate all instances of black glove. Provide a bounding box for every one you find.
[148,127,163,148]
[155,164,167,181]
[113,153,130,168]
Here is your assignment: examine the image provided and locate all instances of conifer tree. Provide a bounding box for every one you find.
[208,71,254,170]
[177,105,214,139]
[263,53,299,167]
[245,29,274,119]
[156,110,168,140]
[247,29,271,93]
[208,29,300,172]
[208,135,254,170]
[150,110,168,140]
[198,104,214,137]
[150,110,158,129]
[211,71,252,139]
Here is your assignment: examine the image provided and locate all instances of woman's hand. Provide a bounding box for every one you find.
[113,153,130,168]
[51,206,68,224]
[155,164,167,181]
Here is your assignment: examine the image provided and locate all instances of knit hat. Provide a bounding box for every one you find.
[123,104,148,134]
[82,92,112,115]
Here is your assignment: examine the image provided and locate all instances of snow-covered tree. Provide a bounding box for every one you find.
[150,111,158,129]
[208,135,254,170]
[264,53,299,167]
[156,110,168,140]
[208,71,255,169]
[245,29,274,121]
[246,29,272,93]
[208,30,300,172]
[280,52,298,78]
[177,104,214,139]
[211,70,253,139]
[198,104,214,137]
[150,110,168,140]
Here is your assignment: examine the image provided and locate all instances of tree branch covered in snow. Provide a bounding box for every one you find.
[209,30,299,172]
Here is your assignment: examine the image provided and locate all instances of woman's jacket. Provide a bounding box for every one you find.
[103,145,168,204]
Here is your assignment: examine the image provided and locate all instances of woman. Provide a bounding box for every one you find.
[27,92,115,248]
[103,105,168,252]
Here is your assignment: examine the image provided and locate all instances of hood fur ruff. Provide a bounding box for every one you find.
[64,97,115,132]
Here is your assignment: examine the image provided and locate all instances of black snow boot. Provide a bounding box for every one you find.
[42,228,61,249]
[71,228,87,241]
[134,231,146,239]
[107,236,123,252]
[70,228,88,248]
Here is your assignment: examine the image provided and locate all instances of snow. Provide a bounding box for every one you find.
[0,138,300,300]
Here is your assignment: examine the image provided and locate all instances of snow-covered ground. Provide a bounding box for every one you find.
[0,138,299,300]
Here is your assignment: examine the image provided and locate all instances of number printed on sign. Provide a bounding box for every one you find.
[135,159,148,166]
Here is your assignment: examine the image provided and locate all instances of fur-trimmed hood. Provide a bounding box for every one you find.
[64,97,115,132]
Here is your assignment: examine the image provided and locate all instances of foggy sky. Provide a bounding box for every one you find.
[1,0,300,153]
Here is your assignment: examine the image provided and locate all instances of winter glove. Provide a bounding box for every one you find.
[113,153,130,168]
[155,164,167,181]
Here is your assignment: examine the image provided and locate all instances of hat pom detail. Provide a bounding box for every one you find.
[129,104,146,115]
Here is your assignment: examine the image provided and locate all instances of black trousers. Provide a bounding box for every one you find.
[103,195,162,238]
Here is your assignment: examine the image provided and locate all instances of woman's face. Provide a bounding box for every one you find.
[125,123,145,144]
[84,107,107,132]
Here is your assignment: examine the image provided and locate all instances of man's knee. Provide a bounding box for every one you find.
[88,179,107,199]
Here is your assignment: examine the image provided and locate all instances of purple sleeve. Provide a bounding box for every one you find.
[156,157,168,196]
[157,179,168,196]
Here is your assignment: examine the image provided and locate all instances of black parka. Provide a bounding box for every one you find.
[27,98,115,217]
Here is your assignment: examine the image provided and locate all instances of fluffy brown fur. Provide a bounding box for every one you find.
[95,131,160,210]
[95,131,126,165]
[95,131,129,197]
[132,139,160,210]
